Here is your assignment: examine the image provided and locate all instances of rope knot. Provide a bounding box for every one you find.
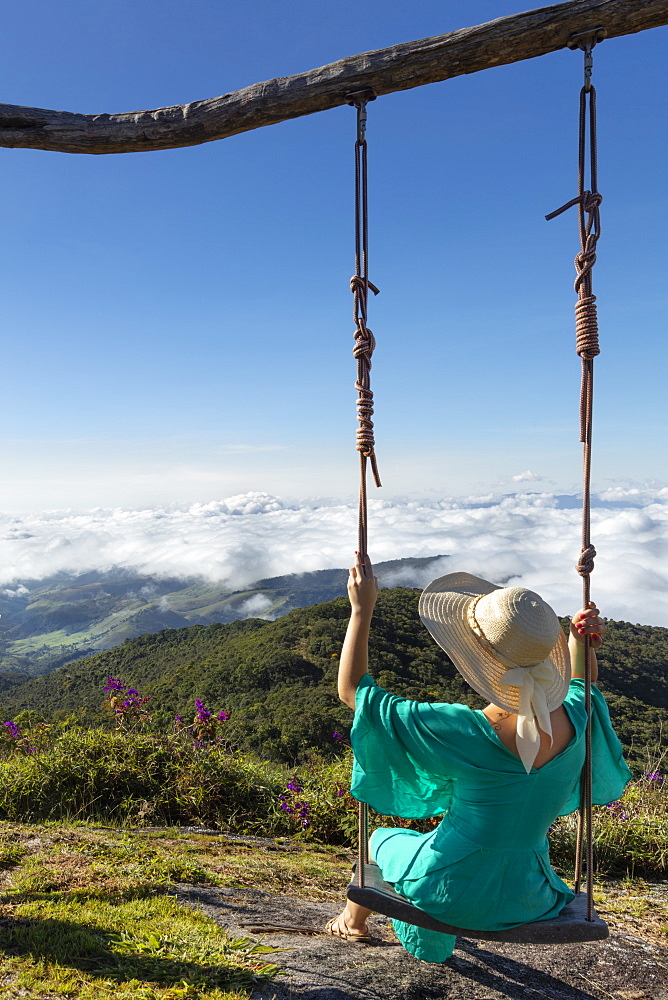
[574,295,600,359]
[582,190,602,214]
[351,297,381,485]
[355,382,381,485]
[545,190,602,222]
[353,326,376,361]
[574,237,598,286]
[576,544,597,577]
[350,275,380,297]
[573,235,600,311]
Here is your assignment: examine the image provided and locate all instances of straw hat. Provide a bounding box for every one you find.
[419,572,571,772]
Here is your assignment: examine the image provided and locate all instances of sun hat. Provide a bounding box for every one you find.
[418,572,570,773]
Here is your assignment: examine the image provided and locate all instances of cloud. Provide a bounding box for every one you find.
[512,470,543,483]
[0,488,666,626]
[237,593,274,618]
[381,559,452,590]
[0,584,29,598]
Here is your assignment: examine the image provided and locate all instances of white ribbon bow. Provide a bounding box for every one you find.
[499,661,557,773]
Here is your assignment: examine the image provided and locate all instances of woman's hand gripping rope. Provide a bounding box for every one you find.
[347,552,379,619]
[570,602,605,650]
[569,602,605,682]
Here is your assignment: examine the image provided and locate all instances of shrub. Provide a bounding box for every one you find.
[0,724,664,877]
[548,766,667,877]
[0,727,287,831]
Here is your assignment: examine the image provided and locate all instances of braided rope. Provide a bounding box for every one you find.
[348,96,379,888]
[350,103,381,574]
[547,53,603,923]
[351,140,381,500]
[351,274,381,471]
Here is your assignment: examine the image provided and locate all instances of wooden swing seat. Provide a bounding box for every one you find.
[347,862,609,944]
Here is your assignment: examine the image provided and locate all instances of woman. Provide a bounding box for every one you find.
[326,554,631,962]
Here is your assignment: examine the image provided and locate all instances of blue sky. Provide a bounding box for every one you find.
[1,0,666,512]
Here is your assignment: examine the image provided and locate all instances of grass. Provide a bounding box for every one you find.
[8,604,145,653]
[9,629,91,653]
[0,823,284,1000]
[0,696,662,1000]
[130,830,354,900]
[592,878,668,948]
[0,820,666,1000]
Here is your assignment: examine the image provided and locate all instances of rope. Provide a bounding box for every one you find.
[349,94,381,563]
[347,92,379,888]
[546,39,603,923]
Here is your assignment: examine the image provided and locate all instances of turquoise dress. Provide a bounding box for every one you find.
[350,675,631,963]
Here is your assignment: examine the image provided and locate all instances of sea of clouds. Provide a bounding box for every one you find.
[0,486,667,626]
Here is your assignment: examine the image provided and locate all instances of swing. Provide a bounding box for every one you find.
[345,30,609,946]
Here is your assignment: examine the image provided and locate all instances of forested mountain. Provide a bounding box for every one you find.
[1,588,665,772]
[0,557,445,679]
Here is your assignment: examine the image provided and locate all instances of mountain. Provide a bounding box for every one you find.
[0,556,448,682]
[0,587,665,773]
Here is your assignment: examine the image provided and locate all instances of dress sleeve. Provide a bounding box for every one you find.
[350,674,471,818]
[558,680,632,816]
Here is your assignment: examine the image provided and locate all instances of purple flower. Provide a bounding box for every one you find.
[332,732,344,740]
[4,721,21,739]
[334,786,346,798]
[174,715,183,723]
[286,780,302,793]
[646,772,665,781]
[195,698,211,722]
[104,676,125,693]
[218,710,231,722]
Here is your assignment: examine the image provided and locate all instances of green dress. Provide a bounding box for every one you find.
[350,675,631,963]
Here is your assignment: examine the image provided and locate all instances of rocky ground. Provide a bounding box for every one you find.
[174,882,668,1000]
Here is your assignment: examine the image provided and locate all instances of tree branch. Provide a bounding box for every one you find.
[1,0,667,155]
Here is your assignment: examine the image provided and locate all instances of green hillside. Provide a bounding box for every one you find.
[0,588,666,771]
[0,557,445,678]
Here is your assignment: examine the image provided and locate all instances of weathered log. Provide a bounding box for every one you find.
[1,0,667,155]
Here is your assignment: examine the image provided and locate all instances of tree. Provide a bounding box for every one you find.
[1,1,667,154]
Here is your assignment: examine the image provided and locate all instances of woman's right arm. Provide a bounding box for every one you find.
[338,553,378,710]
[569,602,605,682]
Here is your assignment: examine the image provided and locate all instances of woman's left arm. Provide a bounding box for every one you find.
[338,553,378,709]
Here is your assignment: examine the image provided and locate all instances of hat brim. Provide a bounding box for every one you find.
[418,573,570,714]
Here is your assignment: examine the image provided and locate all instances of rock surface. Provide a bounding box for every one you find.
[173,883,668,1000]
